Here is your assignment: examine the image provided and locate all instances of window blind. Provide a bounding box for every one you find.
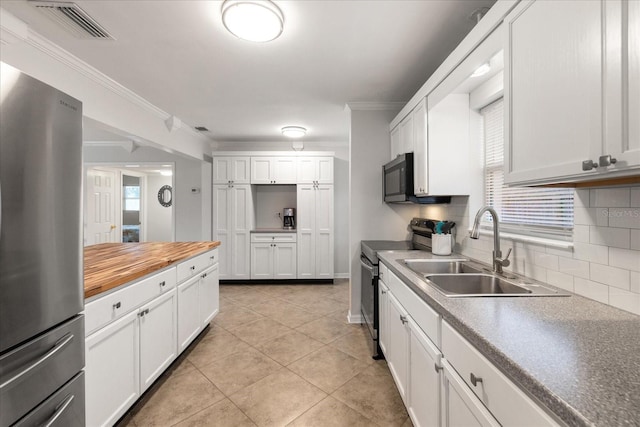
[481,99,573,240]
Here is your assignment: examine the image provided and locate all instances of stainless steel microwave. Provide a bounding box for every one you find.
[382,153,451,204]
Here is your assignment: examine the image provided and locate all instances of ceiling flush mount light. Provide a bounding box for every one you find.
[221,0,284,42]
[281,126,306,138]
[471,62,491,78]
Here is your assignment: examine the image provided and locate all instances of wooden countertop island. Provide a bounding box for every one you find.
[84,242,220,298]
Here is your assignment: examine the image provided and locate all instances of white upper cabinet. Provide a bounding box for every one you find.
[297,157,333,184]
[412,98,428,196]
[390,125,402,160]
[390,114,415,161]
[251,157,297,184]
[213,157,250,184]
[504,0,640,185]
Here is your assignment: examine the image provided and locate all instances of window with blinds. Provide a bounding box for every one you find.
[481,99,574,240]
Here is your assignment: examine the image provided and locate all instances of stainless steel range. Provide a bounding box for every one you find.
[360,218,442,359]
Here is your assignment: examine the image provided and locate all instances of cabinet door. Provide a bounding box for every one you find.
[231,157,250,183]
[212,185,231,279]
[412,98,428,196]
[85,310,139,427]
[212,157,232,184]
[251,158,272,183]
[297,185,316,279]
[297,157,334,184]
[408,317,441,427]
[177,275,201,353]
[401,114,414,154]
[505,0,604,184]
[387,293,410,404]
[251,243,274,279]
[316,157,334,184]
[442,360,499,427]
[231,185,252,280]
[273,243,296,279]
[139,290,177,393]
[378,279,389,356]
[200,264,219,326]
[272,157,297,183]
[314,185,334,279]
[390,125,401,160]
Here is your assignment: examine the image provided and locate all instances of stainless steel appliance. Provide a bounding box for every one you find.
[383,153,451,204]
[0,63,85,427]
[283,207,295,230]
[360,218,439,358]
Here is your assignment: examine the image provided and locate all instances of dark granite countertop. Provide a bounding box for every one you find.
[377,250,640,427]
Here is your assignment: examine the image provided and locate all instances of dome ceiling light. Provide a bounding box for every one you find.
[221,0,284,42]
[281,126,306,138]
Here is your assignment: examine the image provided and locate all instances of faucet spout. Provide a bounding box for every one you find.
[470,206,511,274]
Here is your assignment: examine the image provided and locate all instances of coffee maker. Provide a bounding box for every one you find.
[283,208,295,230]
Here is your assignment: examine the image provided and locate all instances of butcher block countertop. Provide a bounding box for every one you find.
[84,242,220,299]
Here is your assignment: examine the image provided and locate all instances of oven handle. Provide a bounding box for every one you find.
[360,255,375,273]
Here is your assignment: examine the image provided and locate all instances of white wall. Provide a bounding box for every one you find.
[348,107,422,321]
[146,175,173,241]
[84,146,211,242]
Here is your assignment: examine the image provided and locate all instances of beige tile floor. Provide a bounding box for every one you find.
[117,280,412,427]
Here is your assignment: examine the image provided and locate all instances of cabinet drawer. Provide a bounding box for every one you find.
[441,321,559,427]
[251,233,297,243]
[85,268,177,335]
[379,262,389,284]
[386,269,440,348]
[177,251,215,282]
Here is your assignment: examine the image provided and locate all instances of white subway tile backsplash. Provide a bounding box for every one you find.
[558,257,591,279]
[630,272,640,294]
[574,189,590,208]
[573,208,599,226]
[546,270,574,292]
[630,188,640,207]
[596,208,610,226]
[525,264,547,282]
[546,246,574,258]
[631,230,640,251]
[607,208,640,229]
[589,226,630,249]
[590,188,630,208]
[573,225,590,243]
[609,247,640,272]
[534,252,559,270]
[573,242,609,264]
[590,264,630,290]
[574,277,609,304]
[608,288,640,315]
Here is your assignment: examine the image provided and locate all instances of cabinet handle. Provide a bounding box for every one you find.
[470,372,483,386]
[582,159,599,171]
[190,266,195,271]
[202,273,207,278]
[599,154,617,167]
[139,308,150,317]
[434,363,443,373]
[381,289,387,294]
[399,315,408,324]
[210,255,215,260]
[113,302,121,309]
[159,281,166,288]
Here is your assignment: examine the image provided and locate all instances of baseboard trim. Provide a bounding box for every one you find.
[348,311,363,324]
[334,273,349,279]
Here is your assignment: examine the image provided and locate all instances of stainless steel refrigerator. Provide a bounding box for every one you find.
[0,63,85,426]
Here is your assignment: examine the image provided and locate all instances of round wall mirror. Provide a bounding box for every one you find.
[158,185,173,207]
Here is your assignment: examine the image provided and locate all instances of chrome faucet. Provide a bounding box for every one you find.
[470,206,512,274]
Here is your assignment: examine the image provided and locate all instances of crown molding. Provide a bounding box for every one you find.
[345,101,406,111]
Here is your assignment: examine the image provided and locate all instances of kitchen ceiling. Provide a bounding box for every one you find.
[1,0,495,145]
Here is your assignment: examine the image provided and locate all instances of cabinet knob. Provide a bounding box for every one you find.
[434,363,443,373]
[159,281,166,287]
[399,315,408,325]
[113,302,121,310]
[210,255,215,260]
[470,372,483,386]
[582,159,599,171]
[381,289,387,294]
[598,155,617,167]
[190,266,195,271]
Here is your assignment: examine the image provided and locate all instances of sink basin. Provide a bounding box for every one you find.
[404,259,482,275]
[424,274,569,297]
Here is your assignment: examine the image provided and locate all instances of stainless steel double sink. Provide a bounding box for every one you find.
[403,259,569,297]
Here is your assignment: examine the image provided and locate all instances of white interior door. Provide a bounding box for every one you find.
[85,168,117,245]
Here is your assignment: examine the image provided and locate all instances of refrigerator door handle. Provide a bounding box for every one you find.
[41,394,75,427]
[0,333,74,389]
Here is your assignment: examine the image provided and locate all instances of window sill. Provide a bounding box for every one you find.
[468,228,574,249]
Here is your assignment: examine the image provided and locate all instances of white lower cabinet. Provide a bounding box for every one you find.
[177,274,202,353]
[200,264,220,326]
[378,278,389,356]
[441,359,499,427]
[250,233,297,279]
[408,316,442,427]
[86,310,139,427]
[387,293,410,404]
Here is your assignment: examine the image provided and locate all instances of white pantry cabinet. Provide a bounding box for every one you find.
[504,0,640,185]
[297,184,334,279]
[212,156,250,184]
[296,156,333,184]
[250,233,297,279]
[212,185,252,280]
[251,157,297,184]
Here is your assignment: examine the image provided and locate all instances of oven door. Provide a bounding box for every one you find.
[360,255,380,358]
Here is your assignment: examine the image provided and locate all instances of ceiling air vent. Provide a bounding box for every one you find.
[29,1,114,39]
